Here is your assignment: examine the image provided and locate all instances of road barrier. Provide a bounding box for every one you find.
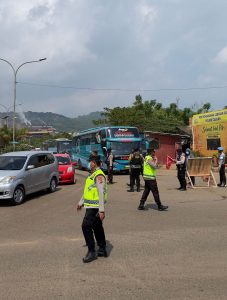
[187,157,217,188]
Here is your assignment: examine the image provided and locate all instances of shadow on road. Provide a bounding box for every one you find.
[0,187,62,207]
[145,203,168,211]
[106,240,114,257]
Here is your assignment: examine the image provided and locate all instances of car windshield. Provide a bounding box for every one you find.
[110,141,140,156]
[56,156,71,165]
[0,156,27,170]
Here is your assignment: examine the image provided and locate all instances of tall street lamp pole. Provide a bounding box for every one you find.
[0,58,47,150]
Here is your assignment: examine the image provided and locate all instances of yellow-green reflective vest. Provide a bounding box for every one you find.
[143,155,156,180]
[83,169,107,207]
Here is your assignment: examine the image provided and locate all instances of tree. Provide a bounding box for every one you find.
[196,102,211,114]
[93,96,213,133]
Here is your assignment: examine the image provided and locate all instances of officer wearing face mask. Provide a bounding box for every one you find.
[77,155,108,263]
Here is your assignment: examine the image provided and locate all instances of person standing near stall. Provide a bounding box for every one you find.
[185,148,195,186]
[176,149,187,191]
[217,146,226,187]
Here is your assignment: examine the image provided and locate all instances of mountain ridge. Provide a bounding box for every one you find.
[0,111,104,133]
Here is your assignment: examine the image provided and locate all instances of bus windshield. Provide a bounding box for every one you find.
[57,141,72,153]
[110,141,140,156]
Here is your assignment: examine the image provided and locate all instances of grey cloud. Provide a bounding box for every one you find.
[1,0,227,118]
[28,4,50,19]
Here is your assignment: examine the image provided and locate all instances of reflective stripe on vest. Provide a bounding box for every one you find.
[83,169,107,207]
[143,155,156,180]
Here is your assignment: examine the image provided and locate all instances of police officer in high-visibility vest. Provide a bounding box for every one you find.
[138,148,168,211]
[77,155,108,263]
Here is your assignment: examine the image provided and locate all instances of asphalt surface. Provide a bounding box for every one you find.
[0,169,227,300]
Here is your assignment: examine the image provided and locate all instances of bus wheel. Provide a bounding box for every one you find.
[78,160,83,170]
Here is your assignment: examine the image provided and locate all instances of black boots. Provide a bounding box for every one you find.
[83,251,97,263]
[128,187,140,192]
[138,202,168,211]
[158,205,168,211]
[83,248,108,262]
[97,247,108,257]
[138,202,145,210]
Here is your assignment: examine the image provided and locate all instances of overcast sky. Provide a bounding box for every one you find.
[0,0,227,118]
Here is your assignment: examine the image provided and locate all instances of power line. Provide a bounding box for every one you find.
[17,81,227,92]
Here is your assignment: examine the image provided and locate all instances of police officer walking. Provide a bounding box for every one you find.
[138,149,168,211]
[217,146,226,187]
[77,155,108,263]
[176,149,187,191]
[128,148,143,192]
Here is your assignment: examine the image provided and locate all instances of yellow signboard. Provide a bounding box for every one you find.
[192,109,227,156]
[192,109,227,126]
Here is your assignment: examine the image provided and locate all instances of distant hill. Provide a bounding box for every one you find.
[0,111,105,133]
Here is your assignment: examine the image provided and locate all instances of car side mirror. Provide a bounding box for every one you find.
[72,161,77,166]
[27,165,35,170]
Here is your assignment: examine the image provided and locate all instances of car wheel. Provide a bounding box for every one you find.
[11,186,25,205]
[49,177,57,193]
[72,173,77,184]
[78,160,82,170]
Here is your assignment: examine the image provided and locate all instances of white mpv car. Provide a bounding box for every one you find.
[0,151,59,205]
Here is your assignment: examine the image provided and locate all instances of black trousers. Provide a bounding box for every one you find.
[107,165,113,183]
[140,179,162,207]
[177,167,186,189]
[130,168,141,189]
[82,209,106,252]
[219,165,226,185]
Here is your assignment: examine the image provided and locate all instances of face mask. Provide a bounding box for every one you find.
[87,162,91,170]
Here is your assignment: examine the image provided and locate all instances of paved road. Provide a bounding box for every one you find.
[0,169,227,300]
